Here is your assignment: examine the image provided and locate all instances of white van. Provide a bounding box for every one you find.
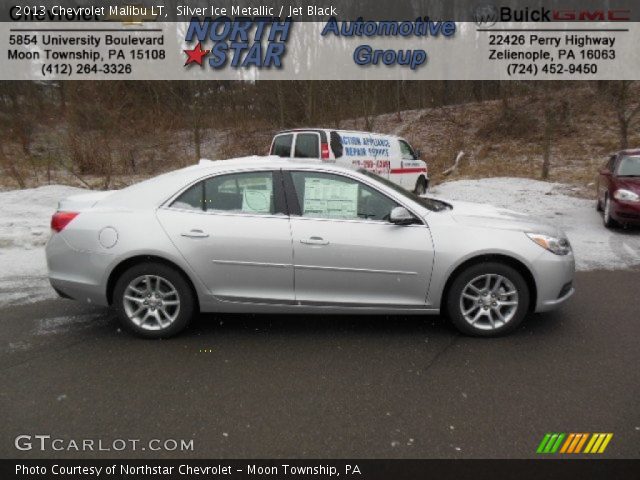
[269,129,429,194]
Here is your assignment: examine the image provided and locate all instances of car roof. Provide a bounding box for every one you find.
[193,155,356,173]
[619,149,640,155]
[103,156,360,210]
[275,128,403,140]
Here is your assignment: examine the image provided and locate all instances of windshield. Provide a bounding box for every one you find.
[617,155,640,176]
[358,169,451,212]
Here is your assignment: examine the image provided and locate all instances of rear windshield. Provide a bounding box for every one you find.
[358,169,451,212]
[294,133,320,158]
[617,155,640,176]
[271,134,293,157]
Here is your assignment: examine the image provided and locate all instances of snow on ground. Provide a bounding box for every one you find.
[0,179,638,308]
[430,177,640,271]
[0,185,86,307]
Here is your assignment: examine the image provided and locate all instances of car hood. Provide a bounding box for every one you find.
[58,190,117,211]
[446,200,561,236]
[615,177,640,193]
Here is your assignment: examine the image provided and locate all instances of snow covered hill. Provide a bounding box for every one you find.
[0,179,638,307]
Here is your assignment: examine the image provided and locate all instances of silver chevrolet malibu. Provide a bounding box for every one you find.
[46,156,575,338]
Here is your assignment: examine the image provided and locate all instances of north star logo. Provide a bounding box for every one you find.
[184,42,209,66]
[183,17,292,69]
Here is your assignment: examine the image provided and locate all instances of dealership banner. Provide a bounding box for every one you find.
[1,0,640,80]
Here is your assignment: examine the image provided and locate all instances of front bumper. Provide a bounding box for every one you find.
[611,199,640,225]
[533,251,576,313]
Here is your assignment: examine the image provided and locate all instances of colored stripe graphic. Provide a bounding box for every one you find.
[537,433,613,454]
[536,433,565,453]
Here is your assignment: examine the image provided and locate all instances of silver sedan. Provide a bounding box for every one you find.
[46,156,575,338]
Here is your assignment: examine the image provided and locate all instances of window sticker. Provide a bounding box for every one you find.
[242,189,271,213]
[303,177,358,218]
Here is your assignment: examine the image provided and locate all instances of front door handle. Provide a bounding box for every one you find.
[300,236,329,246]
[181,229,209,238]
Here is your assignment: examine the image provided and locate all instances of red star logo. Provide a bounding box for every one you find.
[184,42,210,66]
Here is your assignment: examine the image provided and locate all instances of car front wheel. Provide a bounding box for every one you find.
[113,262,195,338]
[446,262,530,337]
[603,195,618,229]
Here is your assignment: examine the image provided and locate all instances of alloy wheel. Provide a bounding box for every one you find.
[122,275,181,331]
[459,274,519,330]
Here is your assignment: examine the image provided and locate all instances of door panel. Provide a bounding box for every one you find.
[157,170,293,303]
[286,170,434,306]
[290,218,433,306]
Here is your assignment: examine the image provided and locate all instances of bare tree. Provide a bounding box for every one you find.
[603,81,640,150]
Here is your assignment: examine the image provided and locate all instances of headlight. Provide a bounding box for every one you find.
[526,233,572,256]
[613,189,640,202]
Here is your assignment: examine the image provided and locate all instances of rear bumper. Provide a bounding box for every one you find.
[45,233,110,306]
[533,252,576,313]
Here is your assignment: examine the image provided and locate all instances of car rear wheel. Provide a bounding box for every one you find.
[113,262,195,338]
[446,262,530,337]
[603,195,618,229]
[414,177,428,196]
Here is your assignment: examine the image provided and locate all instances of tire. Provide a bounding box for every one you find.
[603,195,619,229]
[414,177,428,196]
[596,196,602,212]
[446,262,530,337]
[113,262,195,338]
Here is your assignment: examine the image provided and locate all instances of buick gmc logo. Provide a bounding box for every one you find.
[473,5,631,24]
[473,4,498,27]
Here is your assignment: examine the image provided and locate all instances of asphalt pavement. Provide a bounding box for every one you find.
[0,270,638,459]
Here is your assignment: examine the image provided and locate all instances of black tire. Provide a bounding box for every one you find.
[113,262,195,338]
[596,195,603,212]
[414,176,428,196]
[446,262,530,337]
[602,195,619,229]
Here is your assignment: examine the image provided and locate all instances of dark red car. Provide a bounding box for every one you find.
[596,150,640,228]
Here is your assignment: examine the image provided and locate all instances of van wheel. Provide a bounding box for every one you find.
[414,177,428,196]
[446,262,530,337]
[113,262,195,338]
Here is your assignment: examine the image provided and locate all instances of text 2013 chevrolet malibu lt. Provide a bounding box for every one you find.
[46,156,575,338]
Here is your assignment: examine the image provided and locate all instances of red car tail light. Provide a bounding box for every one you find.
[321,142,330,159]
[51,211,79,233]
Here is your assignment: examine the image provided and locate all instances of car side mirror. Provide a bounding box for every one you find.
[389,206,417,225]
[415,149,422,159]
[600,169,611,176]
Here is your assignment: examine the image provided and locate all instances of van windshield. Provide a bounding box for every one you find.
[358,169,451,212]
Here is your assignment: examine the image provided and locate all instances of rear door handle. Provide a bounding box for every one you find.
[300,236,329,246]
[181,229,209,238]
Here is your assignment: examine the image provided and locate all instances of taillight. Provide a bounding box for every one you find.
[321,143,330,159]
[51,211,79,233]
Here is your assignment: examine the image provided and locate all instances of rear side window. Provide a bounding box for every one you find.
[205,172,274,214]
[294,133,320,158]
[272,134,293,157]
[399,140,417,160]
[172,183,203,211]
[171,172,274,214]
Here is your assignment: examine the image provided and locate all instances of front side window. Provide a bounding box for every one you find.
[271,134,293,157]
[171,172,274,214]
[399,140,416,160]
[290,171,399,221]
[617,155,640,176]
[294,133,320,158]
